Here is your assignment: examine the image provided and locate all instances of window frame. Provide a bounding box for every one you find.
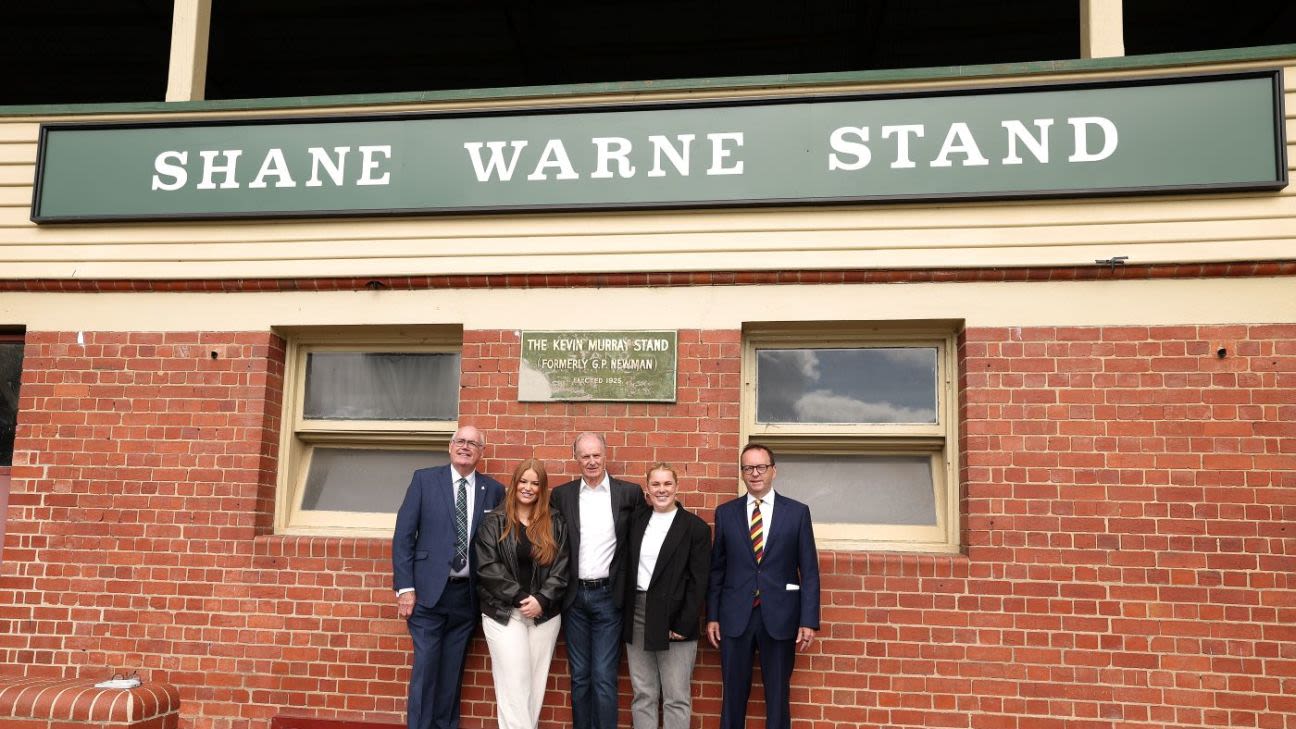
[276,327,462,536]
[742,321,961,553]
[0,332,24,475]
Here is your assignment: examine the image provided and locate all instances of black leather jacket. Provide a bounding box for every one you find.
[474,509,569,625]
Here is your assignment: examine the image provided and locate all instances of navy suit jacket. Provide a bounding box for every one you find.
[392,464,505,609]
[706,492,820,641]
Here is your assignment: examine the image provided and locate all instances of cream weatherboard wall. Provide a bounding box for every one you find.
[0,58,1293,281]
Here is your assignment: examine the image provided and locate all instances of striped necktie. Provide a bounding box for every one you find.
[750,498,763,606]
[750,498,764,563]
[454,478,468,570]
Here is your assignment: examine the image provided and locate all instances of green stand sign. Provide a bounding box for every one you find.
[520,331,678,402]
[31,72,1286,222]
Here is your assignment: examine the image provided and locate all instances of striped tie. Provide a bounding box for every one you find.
[454,478,468,570]
[750,498,764,563]
[750,498,763,607]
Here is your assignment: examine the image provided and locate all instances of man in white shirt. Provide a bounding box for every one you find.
[550,432,647,729]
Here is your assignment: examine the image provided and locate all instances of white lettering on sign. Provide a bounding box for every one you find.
[1001,119,1053,165]
[152,146,393,192]
[464,141,530,182]
[930,123,990,167]
[151,151,188,191]
[647,135,695,177]
[356,145,392,185]
[462,133,746,182]
[197,150,243,190]
[1068,117,1119,162]
[145,116,1122,197]
[882,125,925,169]
[248,148,297,189]
[306,146,350,187]
[527,139,580,181]
[706,132,744,175]
[632,338,671,352]
[540,359,589,370]
[827,127,869,171]
[827,117,1119,171]
[591,137,636,179]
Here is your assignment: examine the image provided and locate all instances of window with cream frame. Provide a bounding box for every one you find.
[742,321,960,553]
[277,327,462,536]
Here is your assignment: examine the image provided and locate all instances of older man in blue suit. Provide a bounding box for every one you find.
[393,425,504,729]
[706,443,820,729]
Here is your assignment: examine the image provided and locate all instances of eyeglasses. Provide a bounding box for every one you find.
[740,464,772,475]
[451,438,484,450]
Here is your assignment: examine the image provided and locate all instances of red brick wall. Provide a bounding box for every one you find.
[2,323,1294,729]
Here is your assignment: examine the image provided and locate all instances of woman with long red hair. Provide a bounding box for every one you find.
[474,457,570,729]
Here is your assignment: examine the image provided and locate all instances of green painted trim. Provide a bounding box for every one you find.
[3,44,1295,118]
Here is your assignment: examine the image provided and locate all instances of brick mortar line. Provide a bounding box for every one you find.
[0,261,1294,293]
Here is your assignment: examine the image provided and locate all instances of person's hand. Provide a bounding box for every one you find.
[668,630,685,641]
[796,626,816,652]
[706,621,722,648]
[518,595,543,619]
[397,591,416,619]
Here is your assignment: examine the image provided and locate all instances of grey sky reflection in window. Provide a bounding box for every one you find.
[774,453,936,525]
[305,352,459,421]
[756,348,937,424]
[303,448,449,512]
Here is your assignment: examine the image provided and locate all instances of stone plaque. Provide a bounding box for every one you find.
[519,330,677,402]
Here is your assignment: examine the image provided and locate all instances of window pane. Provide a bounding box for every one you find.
[302,448,450,512]
[756,347,937,424]
[772,453,936,525]
[0,343,23,467]
[304,352,459,421]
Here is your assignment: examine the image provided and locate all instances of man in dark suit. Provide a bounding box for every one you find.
[706,443,820,729]
[393,425,505,729]
[550,432,647,729]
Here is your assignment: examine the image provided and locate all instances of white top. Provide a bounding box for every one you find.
[745,489,776,548]
[577,473,616,579]
[636,508,678,590]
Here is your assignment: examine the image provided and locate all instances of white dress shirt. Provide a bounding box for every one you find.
[636,508,677,590]
[577,474,616,580]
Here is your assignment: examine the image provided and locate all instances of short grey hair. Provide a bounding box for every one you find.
[456,424,487,447]
[571,431,607,456]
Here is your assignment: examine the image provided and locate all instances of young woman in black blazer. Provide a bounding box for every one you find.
[621,463,711,729]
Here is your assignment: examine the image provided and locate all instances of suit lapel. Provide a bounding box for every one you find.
[472,480,490,528]
[566,483,582,555]
[628,507,648,571]
[763,496,789,558]
[439,466,455,515]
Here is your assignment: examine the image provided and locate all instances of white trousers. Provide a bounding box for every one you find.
[481,610,562,729]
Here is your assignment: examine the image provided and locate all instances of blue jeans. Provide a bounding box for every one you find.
[564,583,623,729]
